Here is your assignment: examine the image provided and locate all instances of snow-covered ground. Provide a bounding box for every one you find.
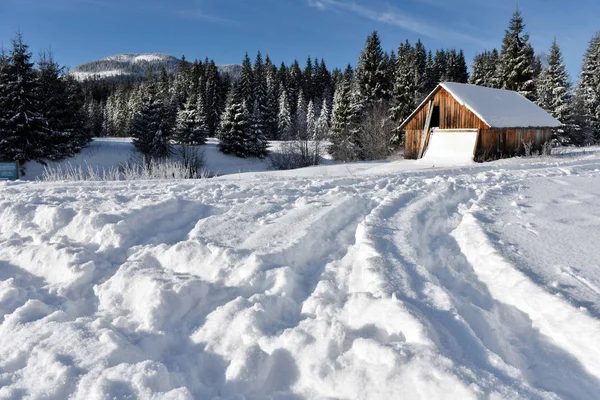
[2,146,600,399]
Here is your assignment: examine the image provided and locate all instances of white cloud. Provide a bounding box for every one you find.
[308,0,492,48]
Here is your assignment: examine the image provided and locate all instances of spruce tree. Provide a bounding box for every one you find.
[264,58,280,139]
[0,33,48,164]
[248,100,269,158]
[536,39,572,142]
[205,60,223,136]
[390,44,417,145]
[498,9,537,100]
[354,31,391,106]
[239,53,254,106]
[423,51,437,93]
[316,97,330,140]
[218,86,250,157]
[175,91,208,145]
[277,90,293,139]
[573,33,600,144]
[307,99,317,139]
[295,90,308,139]
[130,71,171,159]
[329,67,355,160]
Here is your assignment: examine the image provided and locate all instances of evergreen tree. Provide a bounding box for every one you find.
[288,60,303,117]
[498,9,537,100]
[316,97,330,140]
[248,100,269,158]
[470,50,500,87]
[536,39,572,142]
[423,51,437,93]
[295,90,308,139]
[390,44,417,145]
[277,90,293,139]
[573,33,600,144]
[264,59,280,139]
[445,49,469,83]
[354,31,391,106]
[307,99,317,139]
[130,71,171,159]
[414,39,428,97]
[205,60,223,136]
[218,86,250,157]
[433,49,447,83]
[0,33,48,164]
[174,90,208,145]
[239,53,254,106]
[329,67,355,160]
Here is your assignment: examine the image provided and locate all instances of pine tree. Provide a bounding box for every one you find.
[130,71,171,159]
[264,58,280,139]
[354,31,391,106]
[423,51,437,93]
[218,86,250,157]
[329,67,355,160]
[295,89,308,139]
[175,91,208,145]
[470,50,499,87]
[306,99,317,139]
[277,90,293,139]
[536,39,572,142]
[205,60,223,136]
[433,49,447,83]
[239,53,254,106]
[288,60,303,117]
[316,97,330,140]
[573,33,600,144]
[414,39,428,98]
[248,100,269,158]
[498,9,537,100]
[390,44,417,145]
[0,33,48,164]
[445,49,469,83]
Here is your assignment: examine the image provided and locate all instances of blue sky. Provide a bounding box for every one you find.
[1,0,598,80]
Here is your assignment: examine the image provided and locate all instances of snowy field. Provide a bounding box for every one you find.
[2,146,600,398]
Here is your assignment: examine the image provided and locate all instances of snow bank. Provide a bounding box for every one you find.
[2,149,600,398]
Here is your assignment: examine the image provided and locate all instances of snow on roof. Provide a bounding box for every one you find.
[440,82,562,128]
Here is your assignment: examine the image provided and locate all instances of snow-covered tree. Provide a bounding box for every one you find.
[248,100,269,158]
[130,72,171,159]
[295,90,308,139]
[277,90,293,139]
[536,39,572,142]
[0,33,48,164]
[470,50,500,88]
[218,86,250,157]
[316,97,330,140]
[306,99,317,140]
[390,45,417,145]
[329,67,356,161]
[572,33,600,145]
[497,9,538,100]
[354,31,391,106]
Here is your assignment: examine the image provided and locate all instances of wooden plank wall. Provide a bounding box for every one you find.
[476,128,551,160]
[404,88,553,161]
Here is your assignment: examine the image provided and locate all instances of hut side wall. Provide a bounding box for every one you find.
[476,128,552,160]
[404,89,488,159]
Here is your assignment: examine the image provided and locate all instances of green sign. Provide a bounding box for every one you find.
[0,162,19,180]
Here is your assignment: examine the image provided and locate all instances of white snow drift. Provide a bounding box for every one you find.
[2,148,600,399]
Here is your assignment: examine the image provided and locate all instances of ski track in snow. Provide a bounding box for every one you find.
[1,156,600,398]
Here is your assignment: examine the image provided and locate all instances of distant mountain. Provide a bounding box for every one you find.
[70,53,242,81]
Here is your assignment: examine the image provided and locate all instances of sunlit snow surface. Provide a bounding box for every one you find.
[2,144,600,399]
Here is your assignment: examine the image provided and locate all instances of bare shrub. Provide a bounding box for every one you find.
[522,140,534,157]
[355,103,396,161]
[269,139,322,170]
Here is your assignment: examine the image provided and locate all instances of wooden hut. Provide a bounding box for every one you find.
[400,82,561,161]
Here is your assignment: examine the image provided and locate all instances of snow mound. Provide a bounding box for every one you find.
[418,129,477,166]
[2,149,600,398]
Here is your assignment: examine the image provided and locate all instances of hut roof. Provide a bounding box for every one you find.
[400,82,562,129]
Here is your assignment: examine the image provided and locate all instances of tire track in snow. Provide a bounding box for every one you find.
[357,177,600,399]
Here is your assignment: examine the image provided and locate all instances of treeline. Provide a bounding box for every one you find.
[0,34,90,164]
[2,9,600,166]
[86,33,469,161]
[470,10,600,146]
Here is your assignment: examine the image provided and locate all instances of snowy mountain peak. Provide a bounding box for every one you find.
[70,53,242,81]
